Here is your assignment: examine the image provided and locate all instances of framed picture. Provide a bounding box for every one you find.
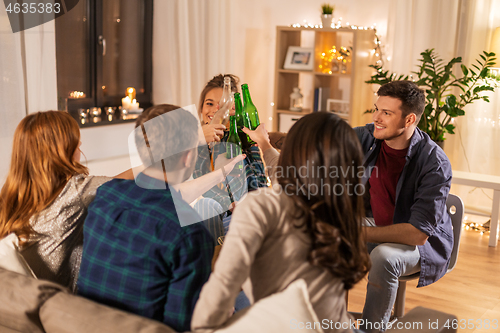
[283,46,314,71]
[326,99,350,119]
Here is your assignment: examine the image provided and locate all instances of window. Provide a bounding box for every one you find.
[55,0,153,125]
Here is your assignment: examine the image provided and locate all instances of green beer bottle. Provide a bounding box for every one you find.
[241,84,260,129]
[241,84,260,145]
[226,116,243,172]
[234,92,250,148]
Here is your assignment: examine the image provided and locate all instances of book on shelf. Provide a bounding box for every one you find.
[313,87,330,112]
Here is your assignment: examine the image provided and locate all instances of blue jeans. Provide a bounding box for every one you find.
[360,239,421,332]
[234,291,251,312]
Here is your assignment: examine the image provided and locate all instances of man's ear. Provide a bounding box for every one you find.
[406,113,417,128]
[182,149,195,168]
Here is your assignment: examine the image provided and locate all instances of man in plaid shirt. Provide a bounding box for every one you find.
[77,105,214,332]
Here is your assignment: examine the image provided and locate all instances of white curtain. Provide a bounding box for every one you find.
[0,2,58,185]
[152,0,232,109]
[445,0,500,211]
[23,22,58,114]
[0,3,26,184]
[384,0,460,76]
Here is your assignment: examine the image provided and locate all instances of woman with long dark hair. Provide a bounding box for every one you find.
[192,112,371,332]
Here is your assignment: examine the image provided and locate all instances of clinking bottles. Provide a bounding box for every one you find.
[241,83,259,145]
[226,115,243,171]
[241,84,260,129]
[211,76,234,128]
[234,92,250,149]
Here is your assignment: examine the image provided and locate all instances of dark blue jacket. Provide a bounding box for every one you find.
[355,124,453,287]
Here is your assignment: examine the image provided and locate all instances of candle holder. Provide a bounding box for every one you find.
[90,107,101,116]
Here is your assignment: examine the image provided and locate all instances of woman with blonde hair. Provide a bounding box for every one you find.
[193,75,268,231]
[0,111,125,291]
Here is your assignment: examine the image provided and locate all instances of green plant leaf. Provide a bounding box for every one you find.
[445,124,456,134]
[424,68,435,77]
[445,95,457,108]
[461,64,468,76]
[421,51,433,63]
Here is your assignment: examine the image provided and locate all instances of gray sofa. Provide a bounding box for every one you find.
[0,268,457,333]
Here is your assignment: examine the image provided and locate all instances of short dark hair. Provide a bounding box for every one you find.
[377,81,425,121]
[134,104,199,171]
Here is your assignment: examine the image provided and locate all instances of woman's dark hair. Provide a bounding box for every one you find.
[277,112,371,290]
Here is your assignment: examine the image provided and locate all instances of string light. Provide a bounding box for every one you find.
[462,214,490,235]
[290,19,376,31]
[318,45,351,74]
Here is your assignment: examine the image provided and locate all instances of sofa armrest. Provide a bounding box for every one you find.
[40,292,177,333]
[0,268,66,333]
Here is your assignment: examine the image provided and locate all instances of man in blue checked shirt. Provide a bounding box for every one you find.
[77,104,214,332]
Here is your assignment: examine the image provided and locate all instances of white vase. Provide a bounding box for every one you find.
[321,14,332,28]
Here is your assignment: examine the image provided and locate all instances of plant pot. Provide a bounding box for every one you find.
[435,140,445,150]
[321,14,332,28]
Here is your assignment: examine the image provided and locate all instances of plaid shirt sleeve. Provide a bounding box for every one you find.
[194,139,268,210]
[163,226,214,331]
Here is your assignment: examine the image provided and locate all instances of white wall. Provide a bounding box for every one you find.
[229,0,392,129]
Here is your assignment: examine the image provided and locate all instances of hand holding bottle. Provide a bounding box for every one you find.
[214,153,246,177]
[242,124,273,152]
[210,77,234,128]
[202,123,226,143]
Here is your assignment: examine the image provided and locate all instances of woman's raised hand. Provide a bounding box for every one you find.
[242,124,273,152]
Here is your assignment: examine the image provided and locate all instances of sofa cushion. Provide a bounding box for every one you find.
[0,268,66,333]
[40,292,176,333]
[0,233,36,277]
[213,279,324,333]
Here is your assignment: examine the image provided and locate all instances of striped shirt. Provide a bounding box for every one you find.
[77,173,214,332]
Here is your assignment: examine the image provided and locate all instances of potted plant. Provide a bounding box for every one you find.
[366,49,498,145]
[321,4,335,28]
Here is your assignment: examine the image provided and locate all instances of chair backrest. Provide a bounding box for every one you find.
[445,193,464,273]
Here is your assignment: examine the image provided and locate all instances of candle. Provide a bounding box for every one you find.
[129,98,140,111]
[126,87,136,101]
[122,96,131,110]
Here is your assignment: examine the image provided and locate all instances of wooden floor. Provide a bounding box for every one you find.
[347,228,500,333]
